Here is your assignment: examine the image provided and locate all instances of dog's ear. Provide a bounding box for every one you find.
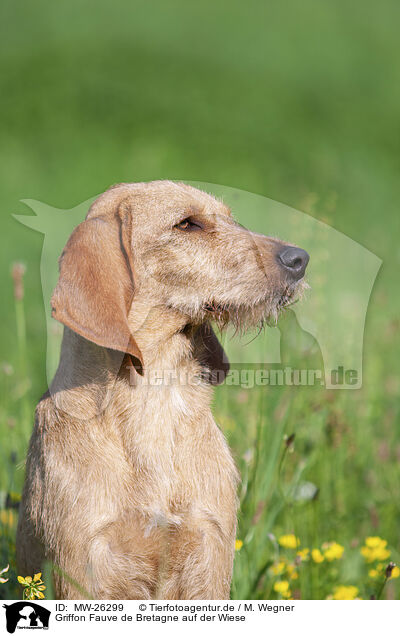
[51,203,143,368]
[194,322,230,385]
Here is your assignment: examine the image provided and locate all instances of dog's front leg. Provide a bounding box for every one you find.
[161,522,236,600]
[84,516,164,600]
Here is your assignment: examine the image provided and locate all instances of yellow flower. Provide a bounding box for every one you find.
[311,548,324,563]
[361,537,391,563]
[365,536,386,548]
[0,510,15,527]
[369,569,379,579]
[297,548,310,561]
[286,564,298,581]
[278,534,300,549]
[235,540,243,551]
[18,576,33,585]
[391,566,400,579]
[376,548,391,560]
[323,542,344,561]
[8,492,21,503]
[271,561,286,576]
[331,585,359,600]
[360,546,370,560]
[17,573,46,600]
[273,580,291,599]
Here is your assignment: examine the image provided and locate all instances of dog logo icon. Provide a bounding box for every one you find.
[2,602,50,633]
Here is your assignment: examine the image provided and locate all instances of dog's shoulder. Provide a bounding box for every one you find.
[35,388,52,420]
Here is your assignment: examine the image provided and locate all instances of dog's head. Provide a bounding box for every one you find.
[51,181,309,380]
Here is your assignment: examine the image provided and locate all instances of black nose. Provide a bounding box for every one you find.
[277,246,309,280]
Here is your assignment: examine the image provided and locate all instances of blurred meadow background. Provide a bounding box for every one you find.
[1,0,400,600]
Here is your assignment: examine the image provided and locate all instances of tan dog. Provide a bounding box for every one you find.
[16,181,309,599]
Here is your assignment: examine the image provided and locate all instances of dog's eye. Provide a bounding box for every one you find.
[175,217,203,231]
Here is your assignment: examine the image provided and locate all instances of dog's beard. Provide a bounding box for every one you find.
[166,277,309,335]
[200,278,309,334]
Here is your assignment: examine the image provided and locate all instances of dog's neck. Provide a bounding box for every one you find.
[49,309,201,420]
[128,301,191,370]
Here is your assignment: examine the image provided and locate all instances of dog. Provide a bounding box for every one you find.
[16,181,309,599]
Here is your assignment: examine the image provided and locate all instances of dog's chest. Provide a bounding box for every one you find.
[128,379,217,467]
[113,376,236,518]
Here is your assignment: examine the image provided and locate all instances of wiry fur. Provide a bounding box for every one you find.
[17,181,306,599]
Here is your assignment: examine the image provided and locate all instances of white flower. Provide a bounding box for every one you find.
[0,564,9,584]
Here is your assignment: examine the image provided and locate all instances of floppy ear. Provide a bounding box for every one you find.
[51,208,143,367]
[194,322,230,385]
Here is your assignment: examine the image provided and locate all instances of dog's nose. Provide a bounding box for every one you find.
[277,246,309,280]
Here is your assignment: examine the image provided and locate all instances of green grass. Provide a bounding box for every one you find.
[1,0,400,600]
